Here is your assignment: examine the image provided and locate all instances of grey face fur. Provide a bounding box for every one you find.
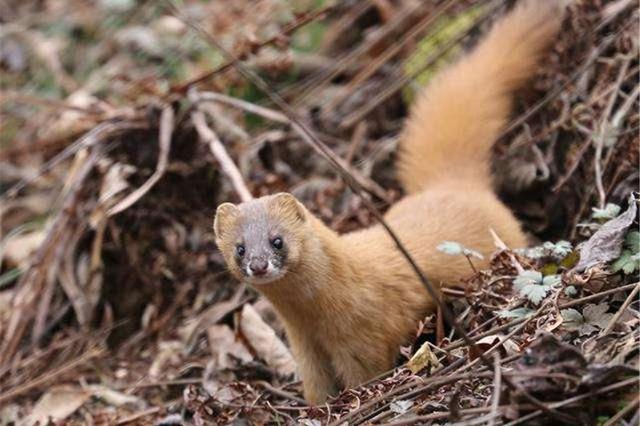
[233,201,289,284]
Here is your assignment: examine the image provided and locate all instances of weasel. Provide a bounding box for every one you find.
[214,0,563,404]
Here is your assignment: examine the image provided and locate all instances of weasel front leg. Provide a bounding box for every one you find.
[287,328,339,404]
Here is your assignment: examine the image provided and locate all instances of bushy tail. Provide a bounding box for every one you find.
[397,0,564,193]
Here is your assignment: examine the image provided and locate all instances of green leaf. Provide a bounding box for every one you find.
[611,250,640,274]
[591,203,621,220]
[519,284,550,305]
[403,4,485,101]
[542,240,573,258]
[498,307,534,319]
[625,231,640,253]
[560,250,580,268]
[542,274,562,287]
[540,262,559,275]
[513,271,542,291]
[564,286,578,297]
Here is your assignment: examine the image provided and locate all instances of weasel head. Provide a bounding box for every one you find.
[214,193,311,286]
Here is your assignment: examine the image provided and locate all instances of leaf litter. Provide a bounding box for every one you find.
[0,0,638,424]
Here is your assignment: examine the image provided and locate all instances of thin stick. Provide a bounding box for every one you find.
[190,105,253,202]
[488,353,502,426]
[503,377,638,426]
[594,58,631,209]
[108,105,175,215]
[601,282,640,336]
[0,346,103,404]
[0,120,146,201]
[560,282,638,309]
[169,4,336,94]
[602,396,639,426]
[190,90,391,202]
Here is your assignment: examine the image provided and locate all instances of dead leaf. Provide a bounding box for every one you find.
[1,404,20,425]
[89,160,136,228]
[149,341,183,379]
[238,304,296,377]
[181,285,246,352]
[23,385,91,426]
[86,385,144,407]
[1,230,46,269]
[207,324,253,369]
[468,335,519,360]
[574,197,637,272]
[407,341,442,374]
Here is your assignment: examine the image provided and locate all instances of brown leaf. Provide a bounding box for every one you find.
[1,231,45,268]
[238,304,296,377]
[407,341,442,374]
[25,385,91,426]
[207,324,253,369]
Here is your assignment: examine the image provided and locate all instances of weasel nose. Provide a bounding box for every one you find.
[249,259,268,276]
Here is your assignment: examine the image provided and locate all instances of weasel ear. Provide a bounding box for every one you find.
[214,202,239,238]
[271,192,306,223]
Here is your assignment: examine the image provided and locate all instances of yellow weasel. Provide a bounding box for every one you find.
[214,0,563,404]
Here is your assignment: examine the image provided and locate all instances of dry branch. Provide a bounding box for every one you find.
[189,94,253,203]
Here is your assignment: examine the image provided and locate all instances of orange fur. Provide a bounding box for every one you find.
[398,0,563,192]
[214,0,563,405]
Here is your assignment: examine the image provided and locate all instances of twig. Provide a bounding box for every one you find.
[488,353,501,426]
[108,105,175,215]
[339,1,501,129]
[453,303,547,375]
[255,381,307,405]
[0,90,104,115]
[169,4,336,94]
[497,30,621,140]
[337,372,487,426]
[116,407,162,425]
[601,282,640,336]
[0,146,102,365]
[489,228,525,274]
[503,377,638,426]
[190,90,391,202]
[189,99,253,202]
[602,396,639,426]
[560,282,638,309]
[0,120,146,201]
[0,346,103,404]
[294,1,424,103]
[324,0,456,111]
[594,58,631,208]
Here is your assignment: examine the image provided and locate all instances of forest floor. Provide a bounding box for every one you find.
[0,0,638,425]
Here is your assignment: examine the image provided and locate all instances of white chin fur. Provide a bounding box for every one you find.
[245,262,286,285]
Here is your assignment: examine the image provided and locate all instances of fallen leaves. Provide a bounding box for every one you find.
[561,303,614,335]
[575,196,638,272]
[24,386,91,426]
[238,304,297,377]
[207,324,253,369]
[406,341,442,374]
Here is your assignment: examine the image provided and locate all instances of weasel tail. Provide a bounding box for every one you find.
[398,0,563,193]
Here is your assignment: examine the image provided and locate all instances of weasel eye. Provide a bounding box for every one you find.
[271,237,283,250]
[236,245,245,257]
